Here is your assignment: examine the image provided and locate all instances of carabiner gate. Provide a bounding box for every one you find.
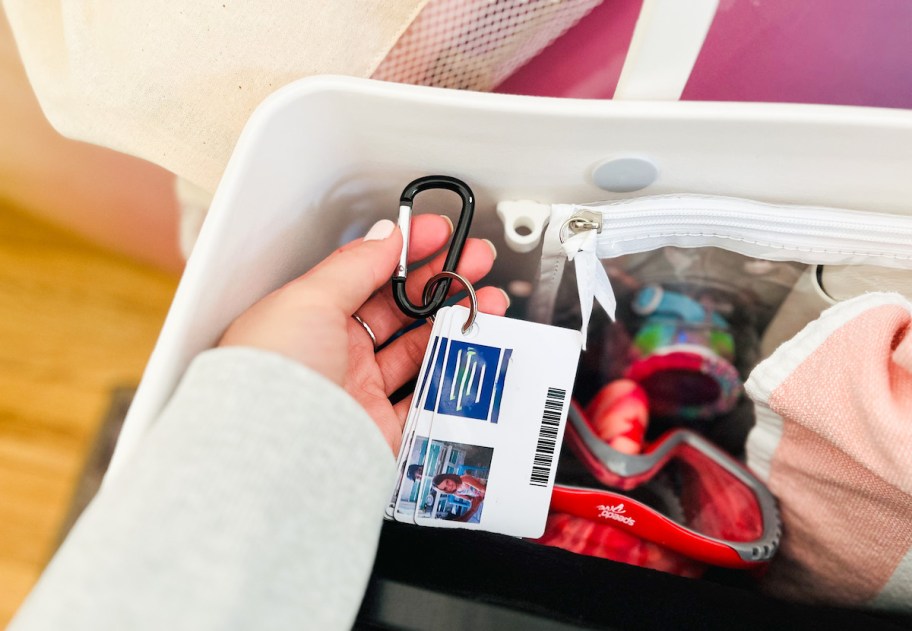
[392,175,475,319]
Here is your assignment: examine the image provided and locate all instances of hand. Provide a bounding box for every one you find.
[219,216,509,452]
[451,496,484,523]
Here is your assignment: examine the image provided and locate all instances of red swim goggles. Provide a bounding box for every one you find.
[547,403,781,569]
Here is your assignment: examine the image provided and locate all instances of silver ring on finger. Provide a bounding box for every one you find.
[352,314,378,350]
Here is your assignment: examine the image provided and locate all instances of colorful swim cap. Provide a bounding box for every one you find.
[625,285,742,421]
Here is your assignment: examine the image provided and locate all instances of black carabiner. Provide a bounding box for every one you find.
[392,175,475,319]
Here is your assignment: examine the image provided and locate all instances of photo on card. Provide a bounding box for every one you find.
[388,326,449,519]
[423,338,512,423]
[414,440,493,524]
[394,435,429,520]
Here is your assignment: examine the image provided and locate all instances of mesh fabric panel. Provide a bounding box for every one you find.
[372,0,602,91]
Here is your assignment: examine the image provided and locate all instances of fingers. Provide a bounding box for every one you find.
[289,215,453,315]
[286,220,401,314]
[375,286,510,397]
[312,214,451,271]
[393,395,414,427]
[403,214,453,261]
[354,238,497,346]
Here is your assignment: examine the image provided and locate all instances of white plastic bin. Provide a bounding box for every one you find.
[110,75,912,476]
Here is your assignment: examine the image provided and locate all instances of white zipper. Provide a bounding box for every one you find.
[564,195,912,269]
[533,195,912,343]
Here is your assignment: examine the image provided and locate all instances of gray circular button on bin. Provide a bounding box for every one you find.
[592,157,658,192]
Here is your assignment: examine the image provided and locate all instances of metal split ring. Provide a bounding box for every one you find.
[422,271,478,333]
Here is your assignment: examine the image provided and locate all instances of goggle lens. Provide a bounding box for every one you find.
[659,444,763,542]
[558,404,780,567]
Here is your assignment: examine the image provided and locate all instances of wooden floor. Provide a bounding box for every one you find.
[0,204,178,625]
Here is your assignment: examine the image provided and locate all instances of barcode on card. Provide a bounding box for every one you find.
[529,387,566,487]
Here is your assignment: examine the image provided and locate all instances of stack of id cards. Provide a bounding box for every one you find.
[385,305,582,538]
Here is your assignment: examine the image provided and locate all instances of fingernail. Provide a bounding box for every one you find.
[498,288,511,309]
[364,219,395,241]
[482,239,498,260]
[439,214,453,232]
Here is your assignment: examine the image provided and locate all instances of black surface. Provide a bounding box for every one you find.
[357,521,912,631]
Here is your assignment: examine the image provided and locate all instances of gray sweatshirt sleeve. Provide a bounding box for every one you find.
[8,347,395,631]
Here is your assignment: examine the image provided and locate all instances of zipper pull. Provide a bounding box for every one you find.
[561,210,603,242]
[530,204,616,347]
[556,208,616,347]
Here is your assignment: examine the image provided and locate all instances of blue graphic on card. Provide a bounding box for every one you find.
[424,338,512,423]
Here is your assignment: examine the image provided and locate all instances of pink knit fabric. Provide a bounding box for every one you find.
[746,294,912,611]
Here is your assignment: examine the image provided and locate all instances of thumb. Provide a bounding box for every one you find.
[296,219,402,313]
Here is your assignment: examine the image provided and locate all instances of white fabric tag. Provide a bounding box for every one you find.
[562,228,617,346]
[527,204,575,324]
[529,203,617,346]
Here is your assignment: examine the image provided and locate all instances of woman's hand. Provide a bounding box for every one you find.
[219,216,508,452]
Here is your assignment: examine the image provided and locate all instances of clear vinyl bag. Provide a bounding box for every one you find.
[518,194,912,608]
[531,193,912,438]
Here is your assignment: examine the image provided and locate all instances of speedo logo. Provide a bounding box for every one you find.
[597,503,635,526]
